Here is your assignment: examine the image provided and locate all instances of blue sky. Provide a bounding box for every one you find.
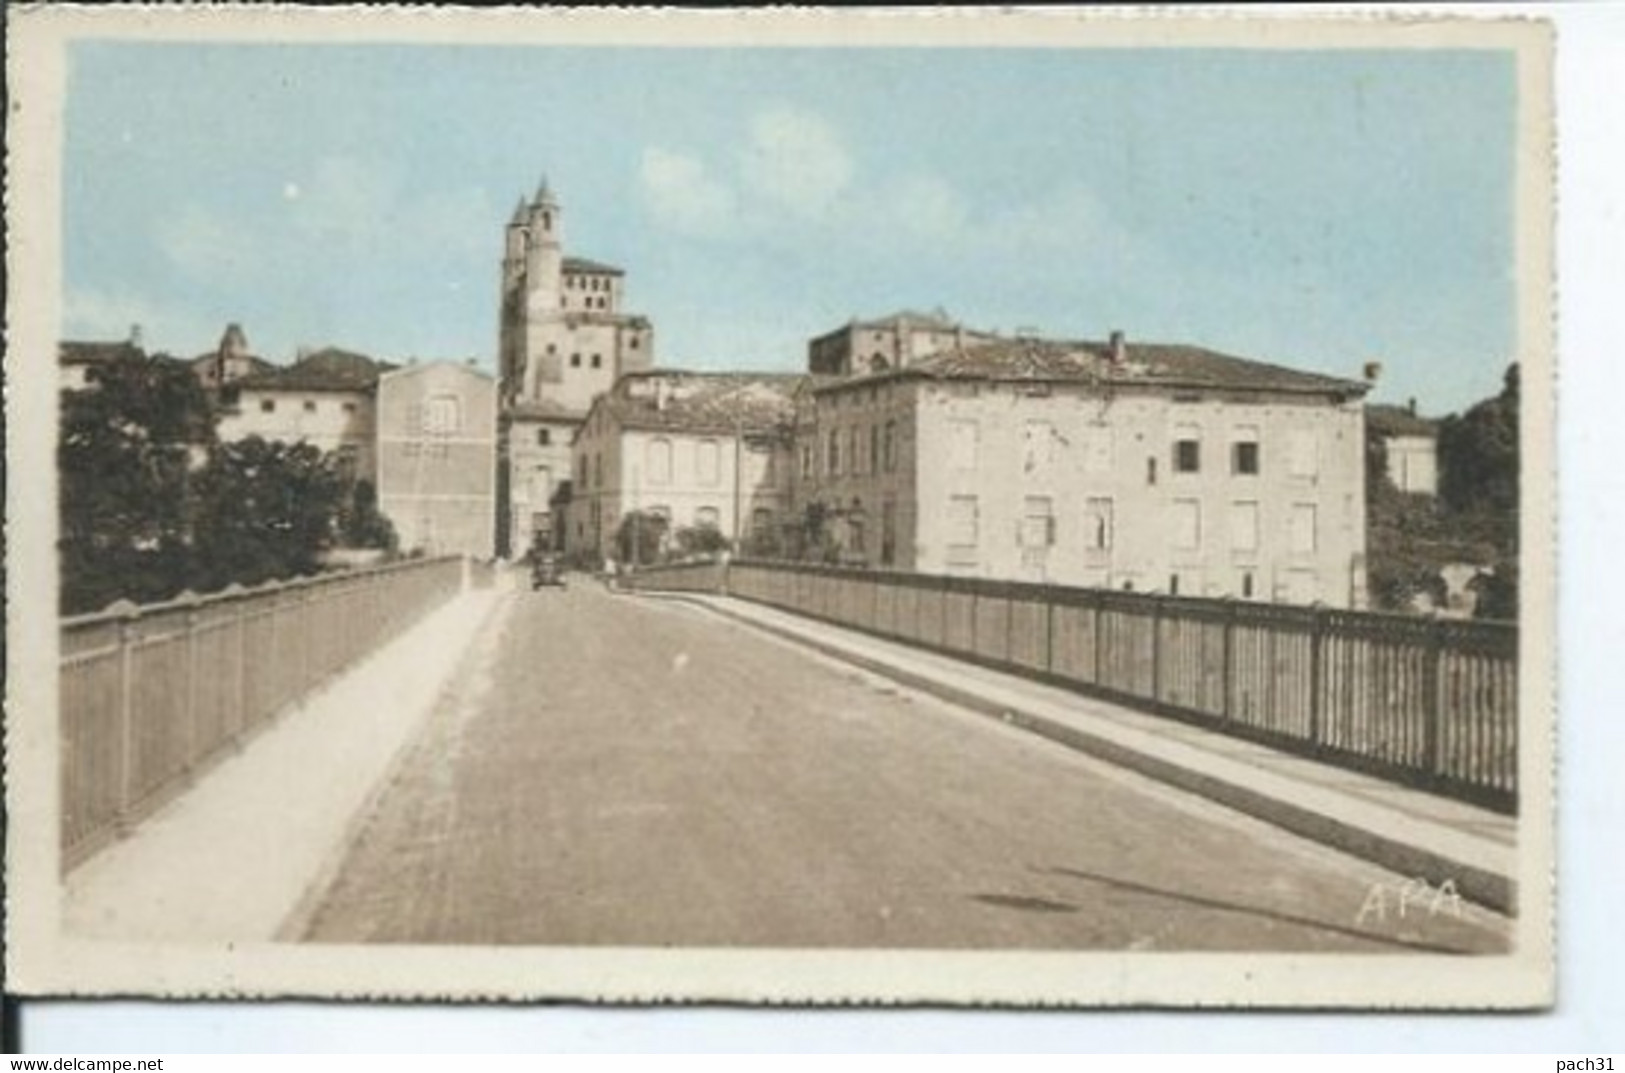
[63,43,1516,413]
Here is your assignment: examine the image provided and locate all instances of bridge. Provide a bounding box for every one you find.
[60,558,1517,953]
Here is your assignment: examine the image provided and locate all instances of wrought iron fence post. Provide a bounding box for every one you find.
[1044,594,1056,674]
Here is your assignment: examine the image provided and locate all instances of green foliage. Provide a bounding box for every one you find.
[59,353,216,613]
[59,353,398,614]
[1365,365,1519,618]
[614,510,668,566]
[335,478,398,552]
[673,524,730,558]
[189,436,345,591]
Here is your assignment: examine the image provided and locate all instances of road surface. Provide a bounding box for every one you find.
[301,576,1508,952]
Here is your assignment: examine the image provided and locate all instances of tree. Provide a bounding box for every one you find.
[58,352,216,613]
[614,510,667,567]
[1437,364,1519,618]
[189,436,345,591]
[673,524,729,558]
[334,477,398,551]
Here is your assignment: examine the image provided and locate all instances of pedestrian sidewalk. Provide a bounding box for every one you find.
[64,577,513,942]
[649,591,1519,915]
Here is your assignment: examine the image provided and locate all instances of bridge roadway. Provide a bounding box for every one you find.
[300,578,1508,952]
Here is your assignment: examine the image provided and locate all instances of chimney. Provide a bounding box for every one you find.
[1407,397,1417,416]
[1109,330,1126,365]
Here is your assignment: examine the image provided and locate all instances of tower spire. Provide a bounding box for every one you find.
[534,174,558,207]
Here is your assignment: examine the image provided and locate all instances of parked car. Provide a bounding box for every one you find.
[530,553,567,590]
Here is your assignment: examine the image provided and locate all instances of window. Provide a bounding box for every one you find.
[883,421,897,472]
[697,439,721,486]
[538,429,551,447]
[546,343,557,354]
[827,429,841,475]
[948,418,979,471]
[870,425,881,476]
[1229,501,1260,552]
[303,399,317,414]
[1147,457,1158,486]
[1169,574,1180,596]
[647,438,673,485]
[849,427,862,475]
[946,495,979,565]
[1020,496,1056,548]
[695,506,720,531]
[570,353,581,368]
[260,398,276,413]
[342,401,357,415]
[800,443,813,479]
[425,395,461,435]
[1241,572,1255,599]
[1289,430,1318,477]
[1172,499,1201,550]
[1290,503,1318,553]
[1085,497,1114,551]
[630,336,640,350]
[591,354,602,369]
[594,454,602,487]
[1232,426,1260,475]
[752,507,773,536]
[1174,438,1201,474]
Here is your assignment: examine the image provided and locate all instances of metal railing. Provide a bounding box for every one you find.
[59,555,465,870]
[630,559,1519,813]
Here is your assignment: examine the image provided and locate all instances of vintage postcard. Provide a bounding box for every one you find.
[5,7,1555,1007]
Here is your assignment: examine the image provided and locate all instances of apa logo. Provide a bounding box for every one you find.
[1353,877,1464,926]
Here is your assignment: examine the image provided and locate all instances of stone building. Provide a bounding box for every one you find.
[496,179,656,555]
[190,322,273,397]
[806,309,999,377]
[376,361,497,558]
[215,345,390,483]
[568,370,803,563]
[792,332,1372,608]
[1367,401,1439,497]
[58,335,148,391]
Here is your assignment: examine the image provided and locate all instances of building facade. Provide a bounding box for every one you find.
[569,370,801,563]
[1367,402,1439,496]
[792,334,1372,608]
[375,361,497,558]
[496,179,656,556]
[190,323,273,396]
[806,309,1000,377]
[215,346,389,483]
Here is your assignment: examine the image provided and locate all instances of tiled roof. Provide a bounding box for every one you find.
[1366,403,1438,437]
[854,308,957,331]
[562,255,625,277]
[60,340,144,366]
[234,347,393,393]
[605,371,807,435]
[823,337,1368,398]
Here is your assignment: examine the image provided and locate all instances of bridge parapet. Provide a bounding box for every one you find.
[59,555,466,870]
[631,558,1519,813]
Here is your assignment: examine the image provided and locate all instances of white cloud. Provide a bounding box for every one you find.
[638,147,737,238]
[738,105,853,216]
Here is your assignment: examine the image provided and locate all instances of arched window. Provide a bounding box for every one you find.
[870,353,889,373]
[646,437,673,485]
[697,439,721,486]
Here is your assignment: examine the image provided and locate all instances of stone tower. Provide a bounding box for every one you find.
[495,177,655,557]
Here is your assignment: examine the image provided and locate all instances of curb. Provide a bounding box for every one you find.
[644,590,1514,916]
